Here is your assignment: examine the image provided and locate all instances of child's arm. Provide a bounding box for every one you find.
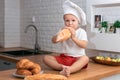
[72,37,88,48]
[51,35,58,43]
[66,27,88,48]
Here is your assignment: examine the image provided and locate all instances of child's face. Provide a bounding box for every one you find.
[64,14,79,30]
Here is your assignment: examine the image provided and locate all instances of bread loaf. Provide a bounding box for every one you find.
[24,73,67,80]
[56,29,71,42]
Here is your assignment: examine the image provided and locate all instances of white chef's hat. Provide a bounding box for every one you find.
[63,0,86,26]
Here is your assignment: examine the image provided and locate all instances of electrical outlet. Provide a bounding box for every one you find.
[32,16,35,23]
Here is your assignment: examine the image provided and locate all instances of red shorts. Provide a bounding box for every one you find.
[55,54,88,69]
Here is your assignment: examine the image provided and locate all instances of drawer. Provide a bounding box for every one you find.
[0,59,16,71]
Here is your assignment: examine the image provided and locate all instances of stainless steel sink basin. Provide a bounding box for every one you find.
[1,50,52,57]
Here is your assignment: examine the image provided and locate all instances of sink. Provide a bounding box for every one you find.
[1,50,52,57]
[1,50,34,57]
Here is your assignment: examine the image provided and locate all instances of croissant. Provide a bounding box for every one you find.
[56,29,71,42]
[30,63,41,74]
[16,58,41,75]
[16,58,30,69]
[16,69,32,76]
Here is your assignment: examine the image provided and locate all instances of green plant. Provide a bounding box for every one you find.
[101,21,108,28]
[113,20,120,28]
[101,21,108,32]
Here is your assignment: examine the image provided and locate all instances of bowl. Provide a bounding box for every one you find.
[90,56,120,66]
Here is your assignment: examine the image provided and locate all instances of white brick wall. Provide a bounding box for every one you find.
[0,0,4,47]
[0,0,20,48]
[4,0,20,47]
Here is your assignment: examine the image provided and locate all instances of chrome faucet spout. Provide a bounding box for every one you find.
[24,24,40,53]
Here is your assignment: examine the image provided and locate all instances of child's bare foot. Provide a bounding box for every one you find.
[59,65,66,75]
[60,65,70,77]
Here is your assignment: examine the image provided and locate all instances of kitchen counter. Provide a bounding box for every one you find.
[0,47,31,63]
[0,69,59,80]
[0,47,120,80]
[1,61,120,80]
[0,47,30,52]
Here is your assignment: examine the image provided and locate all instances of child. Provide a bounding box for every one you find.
[43,0,89,77]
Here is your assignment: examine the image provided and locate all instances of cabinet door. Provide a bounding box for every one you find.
[0,59,16,71]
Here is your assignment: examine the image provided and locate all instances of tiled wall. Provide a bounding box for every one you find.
[0,0,20,48]
[20,0,86,52]
[0,0,4,47]
[4,0,20,48]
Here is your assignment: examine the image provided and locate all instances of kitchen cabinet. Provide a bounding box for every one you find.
[0,59,16,71]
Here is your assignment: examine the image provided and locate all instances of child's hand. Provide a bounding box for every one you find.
[65,27,76,39]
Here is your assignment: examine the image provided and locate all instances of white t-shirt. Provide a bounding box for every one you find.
[61,28,88,57]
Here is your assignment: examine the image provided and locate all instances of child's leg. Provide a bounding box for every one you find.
[43,55,62,70]
[70,55,89,73]
[60,55,89,76]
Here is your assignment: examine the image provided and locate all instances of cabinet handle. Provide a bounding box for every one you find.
[3,62,11,65]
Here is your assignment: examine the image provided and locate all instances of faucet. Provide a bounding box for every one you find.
[24,24,40,54]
